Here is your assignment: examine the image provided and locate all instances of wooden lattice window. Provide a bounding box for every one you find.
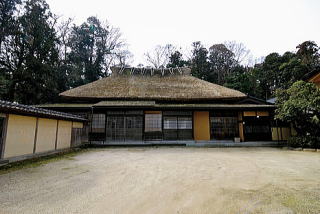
[105,113,143,142]
[164,117,177,129]
[178,117,192,129]
[92,114,106,133]
[145,114,162,132]
[163,115,193,140]
[210,116,238,140]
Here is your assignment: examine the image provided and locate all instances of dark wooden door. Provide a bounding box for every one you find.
[125,116,143,141]
[244,117,272,141]
[210,116,239,140]
[144,113,163,141]
[106,116,125,141]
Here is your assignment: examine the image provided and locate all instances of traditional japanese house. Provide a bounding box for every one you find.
[38,67,276,145]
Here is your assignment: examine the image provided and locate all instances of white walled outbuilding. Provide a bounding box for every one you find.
[0,100,86,163]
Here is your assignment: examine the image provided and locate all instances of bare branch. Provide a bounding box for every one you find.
[224,41,250,65]
[144,44,176,68]
[57,17,73,61]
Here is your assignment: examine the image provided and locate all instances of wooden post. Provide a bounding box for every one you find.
[0,114,9,159]
[238,112,244,142]
[55,120,59,150]
[33,118,39,154]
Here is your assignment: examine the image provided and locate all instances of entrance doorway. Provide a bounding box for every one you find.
[106,111,143,142]
[243,116,272,141]
[144,111,162,141]
[163,111,193,140]
[210,111,239,140]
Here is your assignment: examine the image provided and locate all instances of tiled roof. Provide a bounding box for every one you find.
[0,100,86,122]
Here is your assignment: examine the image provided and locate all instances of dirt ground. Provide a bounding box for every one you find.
[0,147,320,214]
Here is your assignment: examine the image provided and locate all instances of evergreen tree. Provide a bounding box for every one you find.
[167,51,189,68]
[276,81,320,148]
[0,0,60,104]
[190,42,210,80]
[296,41,320,68]
[224,66,262,97]
[208,44,237,85]
[67,16,126,87]
[0,0,21,47]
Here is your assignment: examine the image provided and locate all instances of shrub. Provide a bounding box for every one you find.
[276,81,320,149]
[287,136,319,148]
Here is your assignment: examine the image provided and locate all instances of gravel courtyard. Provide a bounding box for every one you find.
[0,147,320,214]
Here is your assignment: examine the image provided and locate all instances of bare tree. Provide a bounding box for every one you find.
[112,49,133,67]
[224,41,251,65]
[183,46,193,63]
[57,18,73,62]
[101,23,133,71]
[144,44,175,68]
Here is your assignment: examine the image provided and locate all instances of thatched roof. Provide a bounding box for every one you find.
[94,101,156,107]
[60,67,246,101]
[37,102,274,110]
[152,103,274,109]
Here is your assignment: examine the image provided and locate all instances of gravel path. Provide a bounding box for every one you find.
[0,147,320,214]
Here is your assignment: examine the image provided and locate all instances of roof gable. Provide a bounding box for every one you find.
[309,72,320,83]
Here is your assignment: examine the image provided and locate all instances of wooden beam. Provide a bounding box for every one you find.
[33,118,39,154]
[55,120,59,150]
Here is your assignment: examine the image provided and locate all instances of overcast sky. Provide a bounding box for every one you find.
[46,0,320,66]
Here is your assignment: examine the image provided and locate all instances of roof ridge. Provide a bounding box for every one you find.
[111,66,191,76]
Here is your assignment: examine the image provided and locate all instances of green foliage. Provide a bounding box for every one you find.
[68,16,107,85]
[190,41,211,80]
[190,42,238,85]
[296,41,319,67]
[287,136,320,149]
[253,52,287,100]
[252,49,316,100]
[67,16,124,87]
[278,56,309,89]
[224,66,262,97]
[0,0,21,46]
[186,40,320,100]
[276,81,320,148]
[0,74,8,96]
[0,0,128,104]
[208,44,236,85]
[167,51,189,68]
[0,0,319,106]
[0,0,60,104]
